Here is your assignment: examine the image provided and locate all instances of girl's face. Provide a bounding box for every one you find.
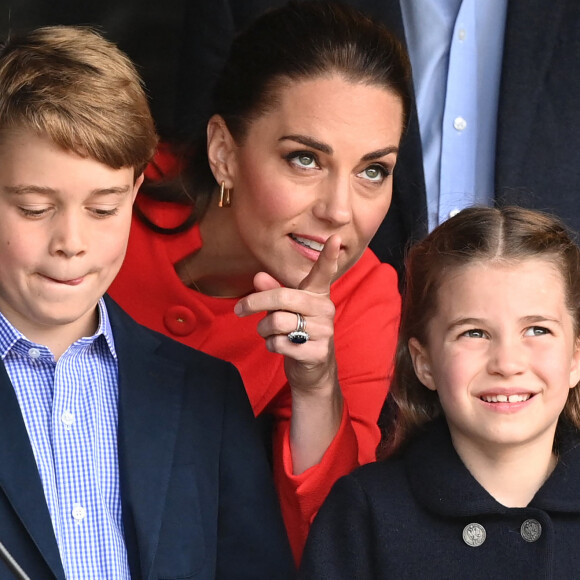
[211,75,403,289]
[410,259,580,461]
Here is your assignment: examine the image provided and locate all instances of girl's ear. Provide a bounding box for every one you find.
[207,114,237,188]
[569,338,580,389]
[408,337,436,391]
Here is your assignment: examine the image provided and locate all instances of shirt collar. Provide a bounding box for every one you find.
[0,297,117,360]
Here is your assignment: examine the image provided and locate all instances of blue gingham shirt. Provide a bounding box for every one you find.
[0,299,130,579]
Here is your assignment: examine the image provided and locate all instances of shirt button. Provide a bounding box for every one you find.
[163,305,197,336]
[449,208,461,219]
[28,347,41,359]
[521,519,542,542]
[61,410,75,429]
[462,523,486,547]
[458,28,466,41]
[453,116,467,131]
[72,504,86,521]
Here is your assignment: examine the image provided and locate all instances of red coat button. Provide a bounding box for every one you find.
[163,306,196,336]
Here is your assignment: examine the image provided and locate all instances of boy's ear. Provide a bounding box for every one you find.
[408,337,436,391]
[132,173,144,202]
[207,114,237,189]
[569,337,580,389]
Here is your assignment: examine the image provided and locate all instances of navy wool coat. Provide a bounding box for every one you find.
[300,418,580,579]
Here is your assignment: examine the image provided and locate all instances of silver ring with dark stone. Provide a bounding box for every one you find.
[287,313,309,344]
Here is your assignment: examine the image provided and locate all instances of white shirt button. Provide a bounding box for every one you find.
[449,208,461,219]
[72,504,86,521]
[61,410,75,428]
[458,28,466,41]
[453,116,467,131]
[28,348,41,359]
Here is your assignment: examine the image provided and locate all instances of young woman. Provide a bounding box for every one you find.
[301,206,580,578]
[109,1,411,560]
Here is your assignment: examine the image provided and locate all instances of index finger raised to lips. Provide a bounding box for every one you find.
[298,234,341,295]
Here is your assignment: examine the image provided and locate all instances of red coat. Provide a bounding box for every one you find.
[109,195,401,561]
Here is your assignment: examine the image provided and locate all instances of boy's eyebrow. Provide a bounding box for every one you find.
[90,185,132,196]
[279,134,399,160]
[4,184,132,196]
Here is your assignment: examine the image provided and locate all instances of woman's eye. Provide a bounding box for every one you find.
[524,326,550,337]
[359,164,390,183]
[461,329,486,339]
[286,151,318,169]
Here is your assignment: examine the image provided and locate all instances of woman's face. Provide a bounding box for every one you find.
[216,75,404,288]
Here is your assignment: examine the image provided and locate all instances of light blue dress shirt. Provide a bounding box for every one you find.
[400,0,508,230]
[0,299,130,579]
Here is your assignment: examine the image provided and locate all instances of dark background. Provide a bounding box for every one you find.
[1,0,188,138]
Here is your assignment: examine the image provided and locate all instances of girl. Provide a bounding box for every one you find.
[109,0,410,561]
[300,206,580,578]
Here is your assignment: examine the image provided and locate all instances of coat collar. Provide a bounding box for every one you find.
[105,295,185,580]
[405,418,580,518]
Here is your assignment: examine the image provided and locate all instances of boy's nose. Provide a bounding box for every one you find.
[49,212,87,257]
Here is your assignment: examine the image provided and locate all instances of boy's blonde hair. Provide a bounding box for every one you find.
[0,26,157,175]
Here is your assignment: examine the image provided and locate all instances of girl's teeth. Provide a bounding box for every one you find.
[481,394,531,403]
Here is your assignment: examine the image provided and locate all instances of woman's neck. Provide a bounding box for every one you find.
[174,202,262,298]
[451,430,558,508]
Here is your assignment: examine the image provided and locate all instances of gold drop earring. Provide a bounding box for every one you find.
[218,181,232,207]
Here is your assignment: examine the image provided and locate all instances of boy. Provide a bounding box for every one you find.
[0,26,293,579]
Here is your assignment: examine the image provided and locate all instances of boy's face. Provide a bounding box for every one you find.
[0,129,142,345]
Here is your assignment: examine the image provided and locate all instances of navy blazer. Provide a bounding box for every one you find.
[300,419,580,579]
[0,296,295,579]
[175,0,580,273]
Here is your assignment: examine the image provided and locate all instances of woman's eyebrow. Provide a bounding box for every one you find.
[361,146,399,161]
[279,134,332,154]
[278,135,399,162]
